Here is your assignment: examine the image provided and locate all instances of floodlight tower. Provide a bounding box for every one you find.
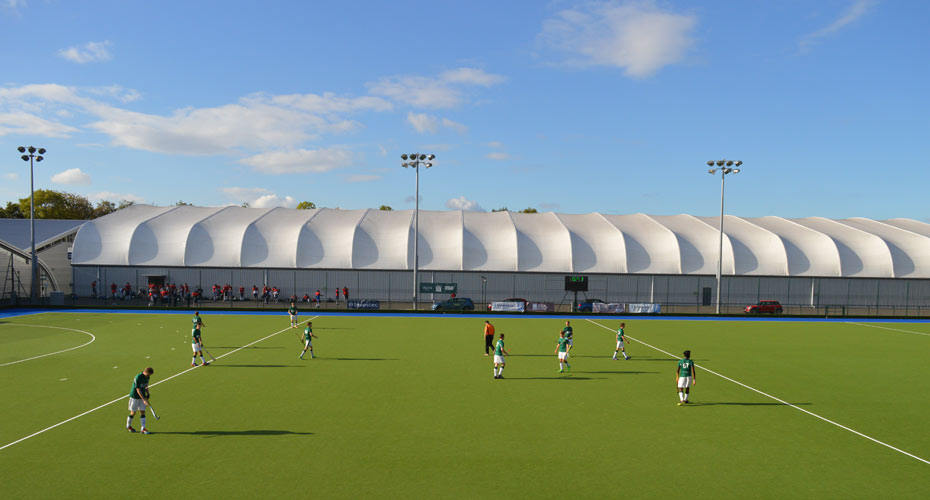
[18,146,47,303]
[707,159,742,314]
[401,152,435,310]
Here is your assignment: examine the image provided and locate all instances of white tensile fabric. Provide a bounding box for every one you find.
[70,204,930,278]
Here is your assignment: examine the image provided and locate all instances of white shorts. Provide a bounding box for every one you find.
[128,398,146,412]
[616,341,625,349]
[290,314,297,321]
[677,376,692,388]
[493,355,505,364]
[191,342,202,352]
[558,351,568,360]
[304,340,312,348]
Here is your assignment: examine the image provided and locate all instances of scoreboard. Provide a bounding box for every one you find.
[564,275,588,292]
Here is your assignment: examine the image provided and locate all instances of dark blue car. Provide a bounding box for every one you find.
[575,298,605,312]
[432,297,475,311]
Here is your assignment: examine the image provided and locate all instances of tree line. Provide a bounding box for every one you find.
[0,190,539,220]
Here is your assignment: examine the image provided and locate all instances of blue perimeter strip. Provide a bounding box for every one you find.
[1,307,929,323]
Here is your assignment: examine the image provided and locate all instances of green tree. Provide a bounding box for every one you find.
[0,201,25,218]
[296,201,317,210]
[18,190,94,219]
[519,207,538,213]
[379,205,393,211]
[175,200,192,206]
[491,207,509,212]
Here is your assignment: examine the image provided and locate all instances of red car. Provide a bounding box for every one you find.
[744,300,783,314]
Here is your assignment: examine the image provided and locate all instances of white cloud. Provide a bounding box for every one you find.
[446,195,484,211]
[378,144,387,156]
[221,187,270,203]
[4,172,17,180]
[250,194,298,208]
[439,68,507,86]
[346,174,380,182]
[407,112,439,133]
[539,1,697,77]
[442,118,467,134]
[404,194,423,203]
[418,143,454,152]
[0,112,78,138]
[368,67,506,109]
[89,191,145,203]
[800,0,874,49]
[0,84,390,156]
[51,168,91,185]
[239,148,354,174]
[487,152,510,161]
[486,141,504,148]
[59,41,112,64]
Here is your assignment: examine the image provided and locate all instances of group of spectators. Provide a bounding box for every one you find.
[93,281,351,307]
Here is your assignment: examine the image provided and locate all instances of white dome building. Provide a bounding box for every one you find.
[70,204,930,313]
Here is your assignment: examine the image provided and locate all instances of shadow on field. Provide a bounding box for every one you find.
[209,346,284,350]
[687,402,811,407]
[212,364,303,368]
[575,371,657,375]
[504,376,606,381]
[156,429,313,438]
[316,357,399,361]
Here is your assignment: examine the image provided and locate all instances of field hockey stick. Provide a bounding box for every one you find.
[148,404,160,420]
[204,349,216,362]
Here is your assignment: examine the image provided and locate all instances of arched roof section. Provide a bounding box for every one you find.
[747,216,841,276]
[462,211,517,271]
[184,207,271,267]
[556,213,627,273]
[649,215,728,275]
[128,206,224,266]
[241,208,318,268]
[600,214,681,274]
[415,210,464,270]
[792,217,893,277]
[835,218,930,278]
[296,208,367,268]
[882,218,930,238]
[697,216,787,275]
[510,212,572,272]
[71,204,173,265]
[349,209,412,269]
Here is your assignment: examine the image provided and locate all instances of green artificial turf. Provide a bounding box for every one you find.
[1,312,930,498]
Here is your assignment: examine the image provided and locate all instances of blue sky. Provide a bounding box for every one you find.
[1,0,927,220]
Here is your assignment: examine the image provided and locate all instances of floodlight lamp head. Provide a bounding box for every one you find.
[735,160,742,166]
[21,155,29,161]
[38,148,46,155]
[28,146,36,154]
[402,163,409,168]
[410,153,418,159]
[716,160,725,167]
[732,168,740,173]
[36,156,43,162]
[401,154,408,160]
[17,146,26,153]
[726,160,733,167]
[418,154,426,160]
[724,168,732,174]
[706,160,714,167]
[708,169,716,174]
[427,154,435,160]
[424,163,432,168]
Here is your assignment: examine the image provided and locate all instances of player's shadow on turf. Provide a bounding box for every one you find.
[212,364,303,368]
[319,357,399,361]
[688,402,811,407]
[210,346,285,349]
[505,376,606,380]
[575,371,657,375]
[157,430,313,438]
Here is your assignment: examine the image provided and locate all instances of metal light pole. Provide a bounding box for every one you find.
[707,159,741,314]
[401,152,434,310]
[18,146,46,303]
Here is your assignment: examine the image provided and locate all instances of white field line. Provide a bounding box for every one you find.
[0,324,96,367]
[586,319,930,466]
[0,317,318,452]
[846,322,930,337]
